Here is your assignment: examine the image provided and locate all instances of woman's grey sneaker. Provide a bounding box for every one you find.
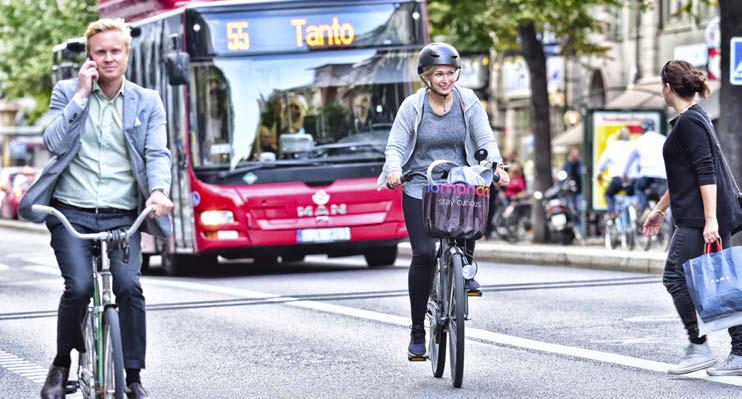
[668,342,716,375]
[706,354,742,376]
[408,325,426,361]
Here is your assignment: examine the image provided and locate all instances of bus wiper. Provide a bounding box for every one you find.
[217,160,319,179]
[312,142,386,155]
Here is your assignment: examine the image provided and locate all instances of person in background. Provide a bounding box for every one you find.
[596,128,635,218]
[503,162,527,204]
[562,147,583,215]
[623,119,667,213]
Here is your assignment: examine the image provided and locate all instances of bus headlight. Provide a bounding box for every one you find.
[200,210,234,226]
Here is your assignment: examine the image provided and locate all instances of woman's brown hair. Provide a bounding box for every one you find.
[660,60,710,99]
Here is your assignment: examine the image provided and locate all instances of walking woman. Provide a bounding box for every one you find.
[378,42,509,359]
[644,60,742,376]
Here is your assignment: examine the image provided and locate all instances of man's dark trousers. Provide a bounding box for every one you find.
[46,206,145,369]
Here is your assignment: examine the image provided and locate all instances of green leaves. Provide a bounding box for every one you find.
[0,0,97,120]
[428,0,622,55]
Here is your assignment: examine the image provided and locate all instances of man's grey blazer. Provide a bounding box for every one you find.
[18,78,173,238]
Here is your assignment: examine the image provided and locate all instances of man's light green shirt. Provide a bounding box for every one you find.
[53,81,138,210]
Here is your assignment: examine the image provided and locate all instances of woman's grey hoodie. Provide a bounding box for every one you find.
[377,86,502,188]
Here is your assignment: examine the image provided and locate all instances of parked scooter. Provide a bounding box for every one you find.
[492,195,532,242]
[540,171,580,245]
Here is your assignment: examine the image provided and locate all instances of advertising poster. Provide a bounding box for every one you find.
[590,111,664,211]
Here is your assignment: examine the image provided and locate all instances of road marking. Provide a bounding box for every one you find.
[0,349,50,384]
[624,313,680,323]
[0,263,8,271]
[146,278,742,387]
[24,265,61,276]
[0,349,82,398]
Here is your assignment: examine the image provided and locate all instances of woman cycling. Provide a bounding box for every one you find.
[378,42,509,359]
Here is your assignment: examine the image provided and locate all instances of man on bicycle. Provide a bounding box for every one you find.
[596,128,636,218]
[18,18,173,399]
[622,119,667,213]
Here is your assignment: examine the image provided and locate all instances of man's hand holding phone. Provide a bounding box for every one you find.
[76,57,99,99]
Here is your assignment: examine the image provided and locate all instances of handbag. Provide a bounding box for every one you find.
[687,108,742,207]
[683,241,742,335]
[422,160,493,240]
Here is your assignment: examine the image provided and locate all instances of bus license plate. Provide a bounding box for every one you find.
[297,227,351,243]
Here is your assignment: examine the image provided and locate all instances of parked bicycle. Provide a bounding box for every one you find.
[32,204,156,399]
[604,193,639,250]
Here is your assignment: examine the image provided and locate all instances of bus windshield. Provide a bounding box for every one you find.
[190,49,419,169]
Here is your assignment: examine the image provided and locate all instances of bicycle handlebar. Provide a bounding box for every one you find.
[31,204,157,241]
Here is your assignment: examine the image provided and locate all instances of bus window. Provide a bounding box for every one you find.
[192,65,231,166]
[189,49,417,170]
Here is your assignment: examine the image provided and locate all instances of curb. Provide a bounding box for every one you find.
[0,219,48,234]
[398,242,666,275]
[1,219,666,274]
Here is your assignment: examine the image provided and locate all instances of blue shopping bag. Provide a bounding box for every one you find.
[683,242,742,323]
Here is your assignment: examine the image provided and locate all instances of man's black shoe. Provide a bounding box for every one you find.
[40,366,69,399]
[465,278,482,296]
[407,325,426,361]
[126,382,151,399]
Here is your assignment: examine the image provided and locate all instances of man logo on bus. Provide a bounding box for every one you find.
[312,190,330,206]
[297,190,347,217]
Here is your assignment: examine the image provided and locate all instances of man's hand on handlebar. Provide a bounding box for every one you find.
[146,190,174,218]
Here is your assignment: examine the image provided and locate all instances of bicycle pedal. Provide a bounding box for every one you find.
[467,290,482,297]
[408,354,427,362]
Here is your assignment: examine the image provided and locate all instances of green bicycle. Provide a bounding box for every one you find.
[33,204,155,399]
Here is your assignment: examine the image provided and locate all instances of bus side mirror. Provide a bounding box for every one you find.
[165,51,189,86]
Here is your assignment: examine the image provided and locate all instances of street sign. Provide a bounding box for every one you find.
[731,38,742,85]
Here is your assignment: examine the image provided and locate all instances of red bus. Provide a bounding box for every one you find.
[53,0,429,274]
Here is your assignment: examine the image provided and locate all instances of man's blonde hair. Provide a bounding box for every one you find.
[85,18,131,52]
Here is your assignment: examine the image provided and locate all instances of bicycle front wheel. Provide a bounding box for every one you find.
[78,308,96,399]
[448,253,466,388]
[427,268,446,378]
[102,307,125,399]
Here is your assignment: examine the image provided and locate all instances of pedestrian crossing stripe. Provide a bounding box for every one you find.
[0,350,82,398]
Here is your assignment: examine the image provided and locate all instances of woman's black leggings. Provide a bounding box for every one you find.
[403,193,475,326]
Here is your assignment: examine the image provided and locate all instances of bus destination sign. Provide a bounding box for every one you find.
[199,3,420,55]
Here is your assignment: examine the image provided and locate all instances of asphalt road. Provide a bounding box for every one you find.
[1,227,741,398]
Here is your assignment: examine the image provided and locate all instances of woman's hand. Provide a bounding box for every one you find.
[703,216,720,243]
[495,167,510,186]
[387,171,402,188]
[642,210,664,237]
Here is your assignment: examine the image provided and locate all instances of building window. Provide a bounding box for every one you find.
[661,0,692,29]
[602,5,623,42]
[695,0,717,24]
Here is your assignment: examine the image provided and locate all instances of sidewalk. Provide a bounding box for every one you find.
[0,218,666,274]
[398,238,667,275]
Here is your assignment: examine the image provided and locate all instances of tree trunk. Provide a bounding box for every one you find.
[518,22,552,243]
[719,1,742,245]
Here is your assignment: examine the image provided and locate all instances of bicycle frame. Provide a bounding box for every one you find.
[431,238,469,340]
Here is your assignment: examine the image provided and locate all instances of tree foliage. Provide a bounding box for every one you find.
[0,0,97,122]
[428,0,624,242]
[428,0,623,54]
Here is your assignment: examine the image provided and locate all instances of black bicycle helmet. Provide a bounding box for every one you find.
[640,119,656,132]
[417,42,461,75]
